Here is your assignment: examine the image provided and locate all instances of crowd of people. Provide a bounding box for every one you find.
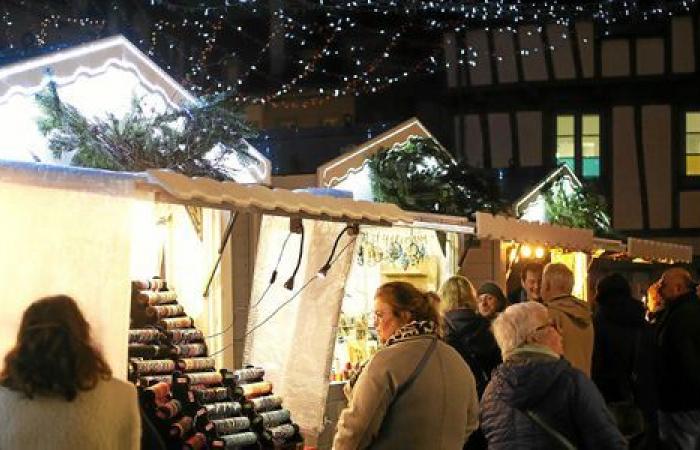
[334,264,700,450]
[0,264,698,449]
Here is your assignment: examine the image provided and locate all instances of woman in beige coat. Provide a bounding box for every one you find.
[333,281,479,450]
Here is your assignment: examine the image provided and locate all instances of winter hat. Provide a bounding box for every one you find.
[477,282,508,312]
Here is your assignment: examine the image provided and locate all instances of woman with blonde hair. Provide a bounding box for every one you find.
[0,295,140,449]
[334,281,478,450]
[439,276,501,450]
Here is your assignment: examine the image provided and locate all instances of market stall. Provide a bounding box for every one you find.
[0,34,273,374]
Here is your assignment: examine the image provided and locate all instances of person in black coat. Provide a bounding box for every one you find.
[592,273,658,448]
[439,275,502,450]
[481,301,627,450]
[653,268,700,450]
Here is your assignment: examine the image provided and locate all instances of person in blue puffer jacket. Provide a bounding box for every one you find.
[480,301,627,450]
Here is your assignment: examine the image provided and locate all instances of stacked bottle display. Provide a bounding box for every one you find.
[128,278,302,450]
[232,368,303,448]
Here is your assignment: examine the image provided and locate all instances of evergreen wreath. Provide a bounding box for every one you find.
[35,81,259,180]
[368,136,507,218]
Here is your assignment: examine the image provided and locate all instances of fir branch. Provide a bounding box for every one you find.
[368,136,508,218]
[35,81,259,180]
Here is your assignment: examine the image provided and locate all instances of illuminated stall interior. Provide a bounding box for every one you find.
[331,224,459,381]
[471,212,595,301]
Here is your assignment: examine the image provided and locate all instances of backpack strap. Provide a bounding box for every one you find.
[392,337,438,403]
[524,410,578,450]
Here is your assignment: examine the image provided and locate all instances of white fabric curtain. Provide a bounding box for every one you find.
[244,216,355,438]
[0,181,133,379]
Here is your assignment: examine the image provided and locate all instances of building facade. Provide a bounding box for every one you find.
[443,14,700,256]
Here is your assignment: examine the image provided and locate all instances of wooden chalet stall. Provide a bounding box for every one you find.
[149,169,476,448]
[0,35,274,374]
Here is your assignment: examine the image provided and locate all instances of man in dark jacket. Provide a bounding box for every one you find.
[655,267,700,450]
[592,273,658,446]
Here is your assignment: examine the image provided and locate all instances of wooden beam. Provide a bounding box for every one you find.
[480,112,492,168]
[509,111,521,167]
[512,29,525,82]
[542,27,555,81]
[570,23,584,80]
[487,28,499,85]
[634,105,650,230]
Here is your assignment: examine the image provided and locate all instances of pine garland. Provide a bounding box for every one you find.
[35,81,259,180]
[368,136,507,218]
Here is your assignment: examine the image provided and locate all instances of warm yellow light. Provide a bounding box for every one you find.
[535,247,546,259]
[521,244,533,258]
[508,246,519,263]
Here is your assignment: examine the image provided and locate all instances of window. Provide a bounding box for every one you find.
[556,116,575,171]
[686,112,700,176]
[555,113,601,178]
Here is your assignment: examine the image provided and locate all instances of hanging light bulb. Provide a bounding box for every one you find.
[535,246,546,259]
[521,244,533,258]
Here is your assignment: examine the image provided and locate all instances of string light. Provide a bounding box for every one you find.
[0,0,696,107]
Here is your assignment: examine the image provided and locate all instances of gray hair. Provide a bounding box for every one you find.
[542,263,574,294]
[491,302,548,358]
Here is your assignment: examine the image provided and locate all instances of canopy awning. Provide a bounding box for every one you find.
[145,169,413,226]
[627,237,693,264]
[475,212,594,251]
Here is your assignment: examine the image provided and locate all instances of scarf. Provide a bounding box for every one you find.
[346,320,438,393]
[384,320,438,347]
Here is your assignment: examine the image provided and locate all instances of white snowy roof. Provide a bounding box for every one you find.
[145,169,413,225]
[0,35,271,183]
[476,211,595,252]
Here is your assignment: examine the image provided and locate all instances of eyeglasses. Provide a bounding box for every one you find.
[532,318,559,334]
